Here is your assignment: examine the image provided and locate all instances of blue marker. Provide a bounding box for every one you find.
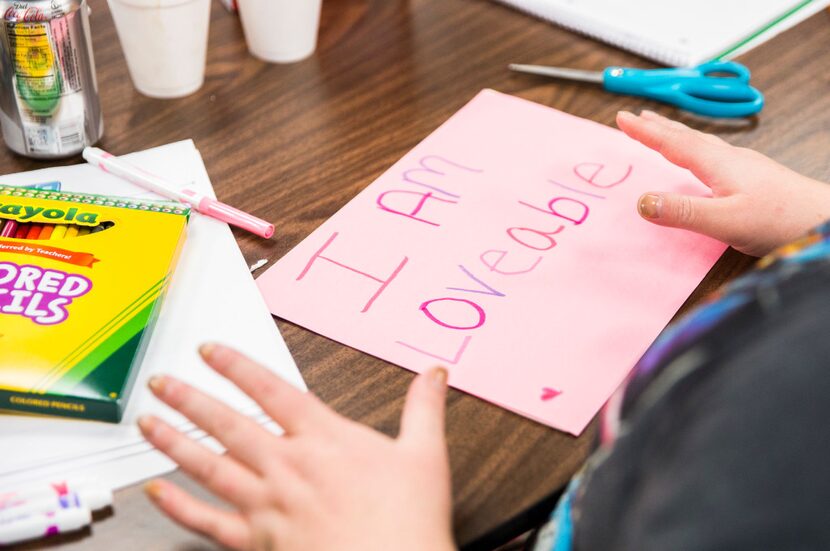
[28,181,62,191]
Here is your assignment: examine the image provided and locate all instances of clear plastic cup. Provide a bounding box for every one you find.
[107,0,211,98]
[236,0,322,63]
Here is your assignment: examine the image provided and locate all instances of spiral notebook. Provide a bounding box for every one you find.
[497,0,830,66]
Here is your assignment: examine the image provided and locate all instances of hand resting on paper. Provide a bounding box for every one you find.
[138,344,455,551]
[617,110,830,257]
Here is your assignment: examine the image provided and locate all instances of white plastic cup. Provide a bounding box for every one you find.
[107,0,212,98]
[236,0,322,63]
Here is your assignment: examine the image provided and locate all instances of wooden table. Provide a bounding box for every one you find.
[9,1,829,549]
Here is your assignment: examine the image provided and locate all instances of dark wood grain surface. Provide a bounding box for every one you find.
[7,1,830,549]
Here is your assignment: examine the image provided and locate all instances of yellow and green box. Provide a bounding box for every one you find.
[0,186,189,422]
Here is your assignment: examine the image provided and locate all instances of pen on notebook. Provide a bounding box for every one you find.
[82,147,275,239]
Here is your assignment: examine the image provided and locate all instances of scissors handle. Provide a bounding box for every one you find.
[603,61,764,118]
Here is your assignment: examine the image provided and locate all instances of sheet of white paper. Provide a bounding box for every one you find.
[88,420,283,492]
[0,411,272,486]
[0,417,281,491]
[0,141,303,476]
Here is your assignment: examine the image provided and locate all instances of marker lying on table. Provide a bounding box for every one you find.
[82,147,275,239]
[0,482,112,521]
[0,507,91,545]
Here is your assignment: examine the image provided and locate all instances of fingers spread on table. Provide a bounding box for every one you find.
[146,374,278,472]
[138,414,267,508]
[199,343,337,435]
[145,478,254,551]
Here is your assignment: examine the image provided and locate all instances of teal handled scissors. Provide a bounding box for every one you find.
[509,60,764,118]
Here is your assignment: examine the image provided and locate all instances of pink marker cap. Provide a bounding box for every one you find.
[197,197,275,239]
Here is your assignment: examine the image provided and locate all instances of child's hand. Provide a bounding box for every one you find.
[617,110,830,257]
[138,345,454,551]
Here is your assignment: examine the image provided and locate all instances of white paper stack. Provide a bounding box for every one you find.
[0,140,303,492]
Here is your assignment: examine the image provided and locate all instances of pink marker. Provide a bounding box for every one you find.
[82,147,275,239]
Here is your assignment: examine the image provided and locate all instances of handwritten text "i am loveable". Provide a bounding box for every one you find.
[293,155,633,382]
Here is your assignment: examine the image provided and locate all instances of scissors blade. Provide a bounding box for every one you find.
[509,64,604,84]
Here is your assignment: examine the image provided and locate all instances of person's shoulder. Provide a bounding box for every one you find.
[575,260,830,551]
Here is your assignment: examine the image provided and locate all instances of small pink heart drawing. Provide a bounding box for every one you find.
[541,387,561,401]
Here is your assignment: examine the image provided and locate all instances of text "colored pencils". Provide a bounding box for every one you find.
[82,147,275,239]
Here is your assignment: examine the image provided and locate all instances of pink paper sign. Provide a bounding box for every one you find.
[257,90,726,435]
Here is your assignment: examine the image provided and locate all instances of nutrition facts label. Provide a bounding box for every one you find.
[23,116,85,155]
[5,16,88,155]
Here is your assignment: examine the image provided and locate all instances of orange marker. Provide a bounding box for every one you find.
[39,225,55,240]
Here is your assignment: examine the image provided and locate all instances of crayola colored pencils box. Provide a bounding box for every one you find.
[0,186,189,422]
